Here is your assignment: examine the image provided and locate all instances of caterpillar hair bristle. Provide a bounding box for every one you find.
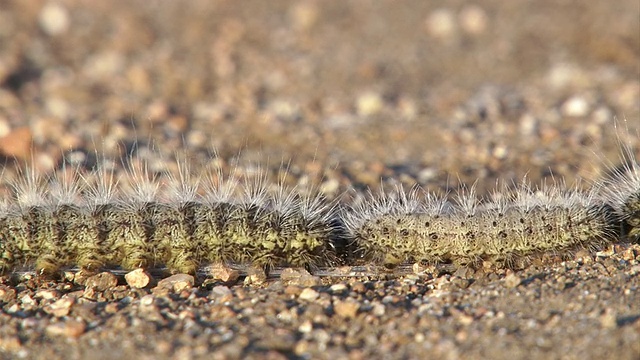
[1,121,638,281]
[0,152,343,277]
[596,120,640,242]
[345,180,618,270]
[343,185,449,266]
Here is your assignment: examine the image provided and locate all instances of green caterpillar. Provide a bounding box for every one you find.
[344,184,618,269]
[0,161,343,276]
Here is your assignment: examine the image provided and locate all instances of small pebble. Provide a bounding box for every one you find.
[44,297,74,317]
[244,270,267,286]
[140,294,155,307]
[0,127,32,161]
[84,272,118,292]
[156,274,195,293]
[561,95,590,117]
[209,285,233,303]
[20,294,36,306]
[35,289,60,301]
[329,283,348,294]
[356,92,383,116]
[600,309,618,329]
[298,288,320,301]
[209,264,240,283]
[0,336,22,352]
[39,2,70,36]
[280,268,321,287]
[504,273,522,288]
[459,5,488,35]
[426,9,456,39]
[371,303,386,317]
[333,300,360,319]
[45,319,86,338]
[125,268,152,289]
[298,320,313,333]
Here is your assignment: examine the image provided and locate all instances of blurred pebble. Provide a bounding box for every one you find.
[156,274,194,293]
[319,178,340,196]
[34,152,57,173]
[45,319,86,338]
[35,289,60,300]
[426,9,456,39]
[492,144,508,159]
[244,269,268,286]
[397,97,418,120]
[614,81,640,108]
[329,283,348,294]
[0,127,32,161]
[85,272,118,292]
[44,297,74,317]
[45,97,71,119]
[600,309,618,329]
[356,92,383,116]
[64,150,87,166]
[269,99,299,121]
[280,268,320,287]
[459,5,488,35]
[290,2,318,31]
[209,285,233,303]
[333,300,359,319]
[519,114,538,137]
[208,263,240,283]
[0,117,10,137]
[372,303,386,317]
[0,336,21,352]
[561,95,590,117]
[298,320,313,333]
[186,130,208,148]
[83,51,125,79]
[20,294,36,307]
[503,273,522,288]
[298,288,320,301]
[592,106,612,125]
[39,2,70,36]
[418,167,437,183]
[546,63,588,89]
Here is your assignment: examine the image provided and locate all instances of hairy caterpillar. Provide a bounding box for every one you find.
[0,156,344,276]
[1,123,638,279]
[344,121,640,270]
[344,182,619,269]
[597,123,640,242]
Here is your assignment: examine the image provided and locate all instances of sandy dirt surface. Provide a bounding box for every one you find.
[0,1,639,359]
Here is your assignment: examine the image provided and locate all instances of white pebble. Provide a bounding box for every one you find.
[39,2,70,36]
[459,5,488,35]
[356,92,383,116]
[426,9,456,39]
[0,117,10,138]
[298,288,319,301]
[561,96,590,117]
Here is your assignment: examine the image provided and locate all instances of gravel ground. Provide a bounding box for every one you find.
[0,1,639,359]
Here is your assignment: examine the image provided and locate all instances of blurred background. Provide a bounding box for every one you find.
[0,0,638,196]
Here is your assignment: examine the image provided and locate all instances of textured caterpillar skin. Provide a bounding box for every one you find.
[0,163,342,276]
[1,133,637,277]
[0,199,342,276]
[623,192,640,240]
[347,185,619,269]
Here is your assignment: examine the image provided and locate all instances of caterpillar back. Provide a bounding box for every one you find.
[0,156,343,276]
